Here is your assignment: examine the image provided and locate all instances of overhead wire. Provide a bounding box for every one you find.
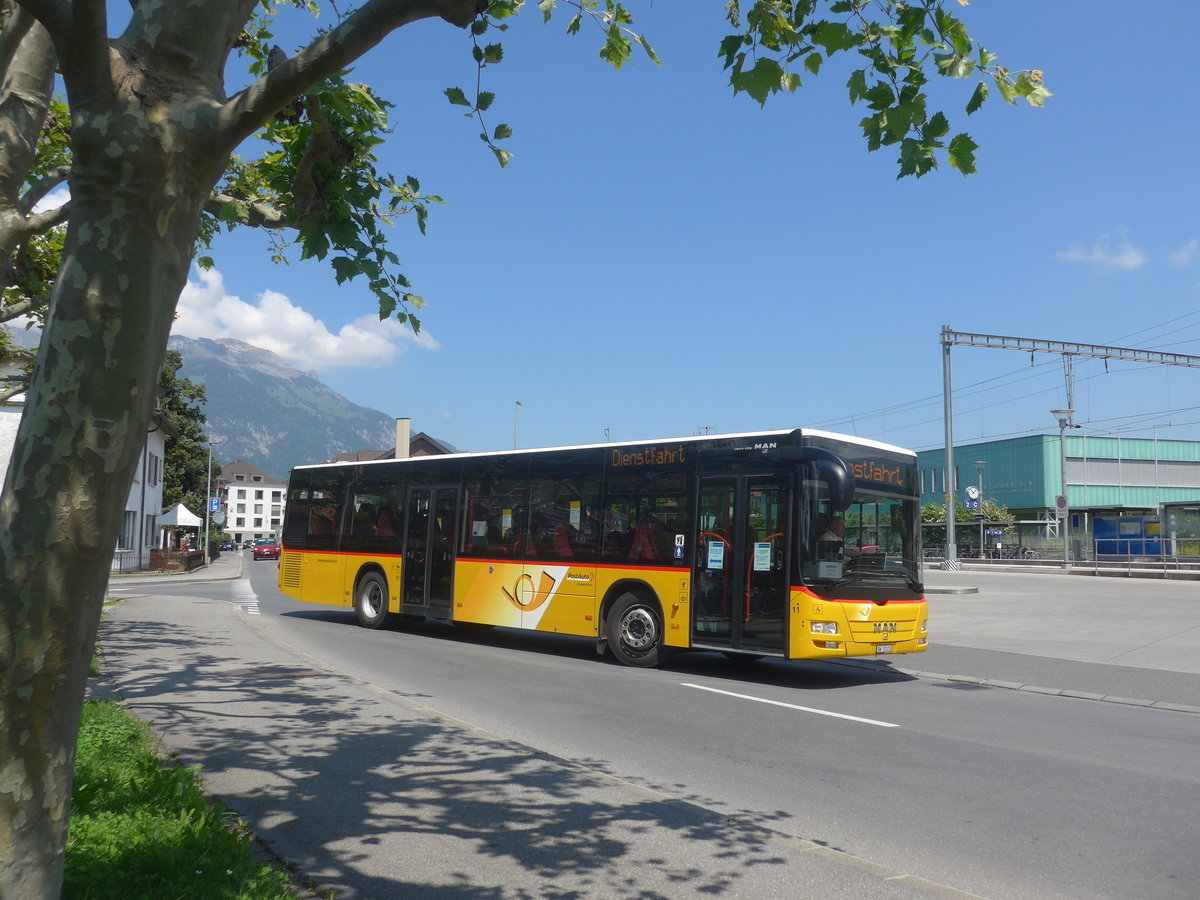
[813,310,1200,449]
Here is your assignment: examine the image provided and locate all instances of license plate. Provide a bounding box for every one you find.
[876,645,893,654]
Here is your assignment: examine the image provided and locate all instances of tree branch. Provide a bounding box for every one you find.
[21,197,68,233]
[16,0,112,103]
[0,8,54,207]
[204,193,291,229]
[0,2,36,75]
[0,296,40,323]
[220,0,484,149]
[18,164,68,215]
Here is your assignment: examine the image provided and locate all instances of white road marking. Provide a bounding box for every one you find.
[231,580,261,615]
[681,683,900,728]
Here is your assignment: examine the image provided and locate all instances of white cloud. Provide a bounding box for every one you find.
[1169,238,1198,267]
[1055,234,1147,271]
[172,266,438,372]
[32,185,70,214]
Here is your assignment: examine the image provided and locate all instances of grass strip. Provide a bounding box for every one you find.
[65,700,297,899]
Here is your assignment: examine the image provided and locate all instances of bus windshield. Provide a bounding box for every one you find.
[801,485,920,591]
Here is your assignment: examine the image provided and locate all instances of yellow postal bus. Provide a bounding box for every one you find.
[278,428,927,666]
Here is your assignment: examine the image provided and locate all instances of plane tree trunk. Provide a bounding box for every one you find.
[0,2,481,895]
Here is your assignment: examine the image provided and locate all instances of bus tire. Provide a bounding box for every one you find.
[354,572,392,629]
[607,591,663,668]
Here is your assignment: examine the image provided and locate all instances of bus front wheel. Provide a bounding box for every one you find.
[354,572,392,629]
[607,591,662,668]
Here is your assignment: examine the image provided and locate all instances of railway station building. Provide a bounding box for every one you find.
[916,434,1200,559]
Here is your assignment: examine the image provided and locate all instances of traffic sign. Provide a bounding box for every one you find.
[209,497,220,512]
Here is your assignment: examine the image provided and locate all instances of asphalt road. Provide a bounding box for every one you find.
[99,560,1200,899]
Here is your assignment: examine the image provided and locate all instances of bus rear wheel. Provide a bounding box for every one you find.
[354,572,392,629]
[607,591,662,668]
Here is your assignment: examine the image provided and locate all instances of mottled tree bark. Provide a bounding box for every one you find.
[0,2,479,896]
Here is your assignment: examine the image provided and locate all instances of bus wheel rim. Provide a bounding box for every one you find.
[619,607,657,652]
[365,584,383,616]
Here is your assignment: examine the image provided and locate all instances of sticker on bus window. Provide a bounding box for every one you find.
[502,509,512,529]
[570,501,581,528]
[817,561,843,579]
[472,521,487,537]
[753,542,771,571]
[707,541,725,569]
[675,534,685,547]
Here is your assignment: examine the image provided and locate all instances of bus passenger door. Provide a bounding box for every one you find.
[402,485,458,616]
[693,475,787,655]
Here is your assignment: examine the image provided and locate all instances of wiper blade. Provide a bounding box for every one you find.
[830,574,870,590]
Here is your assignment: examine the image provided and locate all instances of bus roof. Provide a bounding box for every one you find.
[292,427,915,472]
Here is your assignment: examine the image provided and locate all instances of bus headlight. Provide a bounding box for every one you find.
[811,621,838,635]
[921,620,928,632]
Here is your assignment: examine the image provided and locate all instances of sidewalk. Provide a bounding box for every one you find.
[109,548,245,586]
[896,567,1200,712]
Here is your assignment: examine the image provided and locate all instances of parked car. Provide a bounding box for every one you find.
[219,540,236,551]
[252,541,279,561]
[243,540,255,550]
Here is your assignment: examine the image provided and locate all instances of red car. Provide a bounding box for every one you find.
[252,541,279,561]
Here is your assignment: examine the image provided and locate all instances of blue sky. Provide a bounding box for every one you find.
[169,1,1200,456]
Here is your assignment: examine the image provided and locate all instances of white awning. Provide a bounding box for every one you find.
[157,503,203,527]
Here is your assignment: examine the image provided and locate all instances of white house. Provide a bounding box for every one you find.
[219,459,285,544]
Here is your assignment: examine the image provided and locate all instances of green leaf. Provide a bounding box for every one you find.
[847,69,868,104]
[731,57,784,106]
[1017,72,1052,108]
[477,91,496,111]
[718,34,745,69]
[638,34,661,66]
[444,87,471,106]
[897,137,936,179]
[493,123,513,140]
[483,43,504,64]
[947,132,979,174]
[860,112,885,152]
[492,147,513,167]
[781,72,801,93]
[196,256,214,270]
[331,257,360,284]
[965,81,987,114]
[811,21,858,55]
[600,23,633,68]
[926,111,950,140]
[538,0,556,22]
[566,13,582,35]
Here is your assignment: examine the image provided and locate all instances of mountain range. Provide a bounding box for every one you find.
[168,336,396,481]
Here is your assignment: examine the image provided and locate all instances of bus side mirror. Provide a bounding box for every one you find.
[778,447,855,512]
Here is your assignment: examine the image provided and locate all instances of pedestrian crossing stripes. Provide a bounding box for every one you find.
[232,580,261,615]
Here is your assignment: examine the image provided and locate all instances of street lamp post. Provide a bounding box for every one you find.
[1050,410,1073,566]
[975,460,987,556]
